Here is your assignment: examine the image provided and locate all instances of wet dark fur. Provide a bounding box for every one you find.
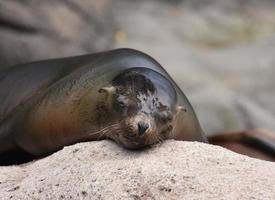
[1,48,273,165]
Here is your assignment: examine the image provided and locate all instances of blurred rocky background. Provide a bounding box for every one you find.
[0,0,275,135]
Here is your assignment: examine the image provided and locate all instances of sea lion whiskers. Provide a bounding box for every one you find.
[100,123,125,140]
[155,133,164,145]
[157,135,164,143]
[88,122,122,138]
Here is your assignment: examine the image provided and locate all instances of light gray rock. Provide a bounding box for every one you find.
[190,86,275,135]
[0,0,114,68]
[0,140,275,199]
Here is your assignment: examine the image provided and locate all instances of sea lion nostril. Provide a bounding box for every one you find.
[138,122,149,136]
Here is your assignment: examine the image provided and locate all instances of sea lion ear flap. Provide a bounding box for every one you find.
[173,106,187,120]
[98,86,116,95]
[176,106,187,113]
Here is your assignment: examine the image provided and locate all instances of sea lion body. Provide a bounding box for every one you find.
[0,48,206,156]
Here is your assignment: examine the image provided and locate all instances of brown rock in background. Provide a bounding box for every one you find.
[209,129,275,162]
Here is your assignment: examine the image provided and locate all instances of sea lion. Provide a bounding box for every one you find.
[0,48,207,158]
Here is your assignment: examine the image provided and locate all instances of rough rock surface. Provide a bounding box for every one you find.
[0,140,275,199]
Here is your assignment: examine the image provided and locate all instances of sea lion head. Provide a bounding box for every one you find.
[97,68,182,149]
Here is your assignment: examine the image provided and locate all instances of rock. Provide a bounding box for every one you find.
[209,129,275,162]
[0,140,275,199]
[0,0,114,68]
[190,86,275,134]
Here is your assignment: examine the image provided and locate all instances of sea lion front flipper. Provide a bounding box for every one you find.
[0,117,36,165]
[208,129,275,162]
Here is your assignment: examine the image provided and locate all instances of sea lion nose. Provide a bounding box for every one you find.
[138,122,149,136]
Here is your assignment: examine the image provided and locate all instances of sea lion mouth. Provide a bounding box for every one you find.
[113,127,161,150]
[116,135,154,150]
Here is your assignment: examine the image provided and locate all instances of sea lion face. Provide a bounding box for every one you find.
[111,86,174,149]
[98,68,178,149]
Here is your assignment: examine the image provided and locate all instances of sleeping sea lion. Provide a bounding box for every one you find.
[0,48,206,160]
